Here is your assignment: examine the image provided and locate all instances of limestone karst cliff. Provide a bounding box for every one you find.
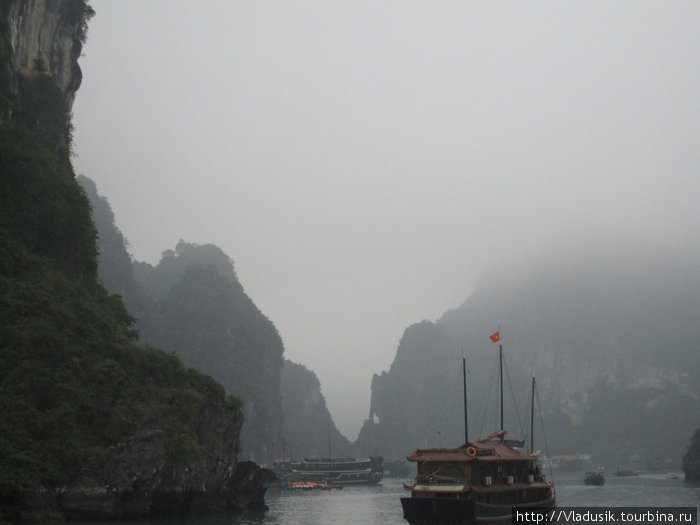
[0,2,271,521]
[0,0,91,152]
[131,241,286,463]
[281,360,355,459]
[682,428,700,483]
[356,239,700,465]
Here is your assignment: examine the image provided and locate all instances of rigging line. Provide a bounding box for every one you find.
[517,381,533,444]
[477,354,499,438]
[534,381,555,488]
[502,353,526,438]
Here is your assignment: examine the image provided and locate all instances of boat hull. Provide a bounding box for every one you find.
[279,456,384,486]
[401,495,555,525]
[286,470,382,486]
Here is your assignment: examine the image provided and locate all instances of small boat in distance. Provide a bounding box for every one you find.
[284,480,342,490]
[283,456,383,486]
[400,340,555,525]
[584,470,605,486]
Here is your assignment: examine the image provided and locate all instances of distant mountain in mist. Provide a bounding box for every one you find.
[281,360,355,460]
[81,173,699,468]
[80,177,353,463]
[357,237,700,465]
[131,241,286,463]
[79,177,283,460]
[76,176,153,324]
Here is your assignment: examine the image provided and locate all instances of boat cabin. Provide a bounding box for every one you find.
[405,430,552,507]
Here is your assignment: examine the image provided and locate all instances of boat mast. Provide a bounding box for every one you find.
[499,344,504,440]
[462,353,469,444]
[530,377,535,454]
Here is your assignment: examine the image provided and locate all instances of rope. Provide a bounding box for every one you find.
[502,353,526,439]
[535,384,556,490]
[517,382,533,448]
[477,356,499,437]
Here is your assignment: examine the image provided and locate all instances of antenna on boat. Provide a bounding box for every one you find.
[530,377,535,454]
[462,351,469,445]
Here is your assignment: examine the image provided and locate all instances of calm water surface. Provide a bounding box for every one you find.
[79,471,699,525]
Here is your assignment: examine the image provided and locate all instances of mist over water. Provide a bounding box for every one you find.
[4,0,699,522]
[72,1,700,438]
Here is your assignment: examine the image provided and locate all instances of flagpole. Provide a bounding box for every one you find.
[488,328,503,441]
[530,376,536,455]
[499,344,504,439]
[462,351,468,445]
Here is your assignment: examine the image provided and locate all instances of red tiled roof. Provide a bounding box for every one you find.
[406,430,538,462]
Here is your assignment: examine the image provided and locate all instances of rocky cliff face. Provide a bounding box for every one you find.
[80,176,287,464]
[80,175,366,465]
[356,239,700,464]
[131,241,286,464]
[56,413,274,521]
[281,360,355,459]
[8,388,274,522]
[0,0,91,151]
[682,428,700,483]
[0,2,274,521]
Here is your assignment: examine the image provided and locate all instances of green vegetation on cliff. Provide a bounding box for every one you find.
[131,242,285,463]
[59,224,288,464]
[80,177,355,464]
[1,125,96,277]
[0,1,276,519]
[0,123,239,506]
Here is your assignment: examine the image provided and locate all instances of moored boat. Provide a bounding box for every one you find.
[284,480,343,490]
[400,336,555,525]
[584,470,605,485]
[401,431,554,525]
[285,456,383,486]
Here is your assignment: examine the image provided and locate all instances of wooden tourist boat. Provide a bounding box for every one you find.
[401,337,555,524]
[286,456,383,486]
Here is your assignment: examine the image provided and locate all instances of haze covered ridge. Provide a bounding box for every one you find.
[72,1,700,438]
[358,235,700,463]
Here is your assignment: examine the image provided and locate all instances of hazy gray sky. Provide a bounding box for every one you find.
[72,1,699,439]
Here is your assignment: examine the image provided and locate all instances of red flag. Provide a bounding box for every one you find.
[489,331,500,343]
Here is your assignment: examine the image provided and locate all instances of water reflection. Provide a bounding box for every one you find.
[74,473,699,525]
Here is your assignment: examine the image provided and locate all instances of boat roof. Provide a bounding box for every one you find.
[406,430,538,462]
